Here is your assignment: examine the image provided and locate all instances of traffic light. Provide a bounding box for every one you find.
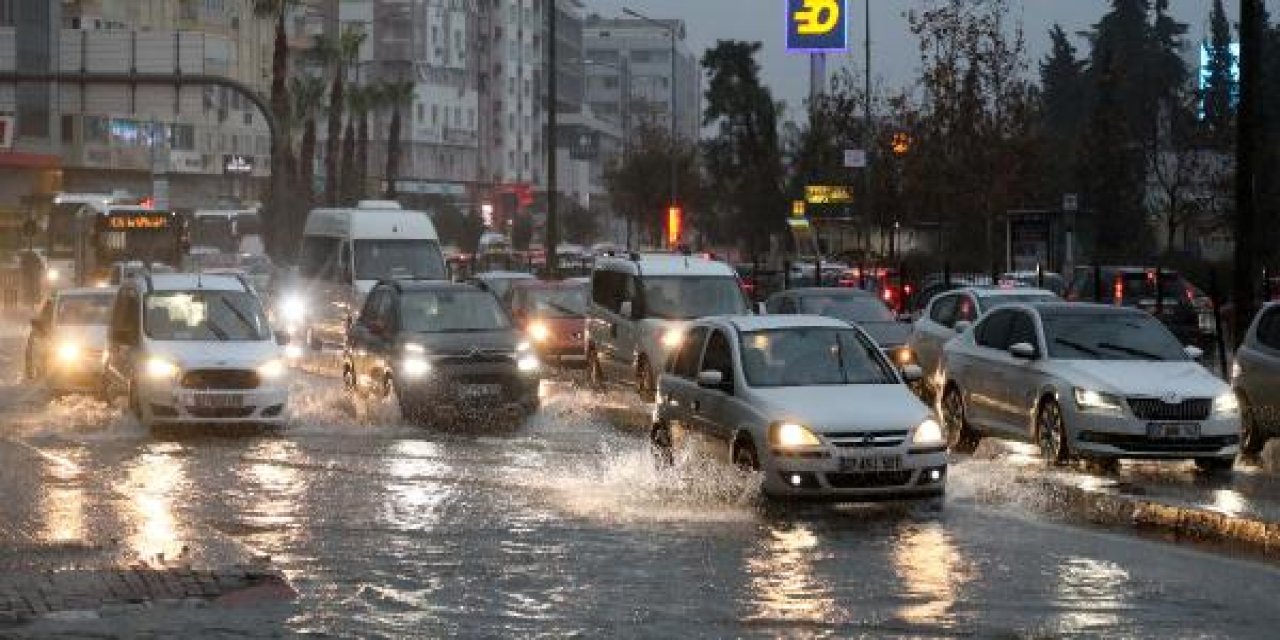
[667,204,683,248]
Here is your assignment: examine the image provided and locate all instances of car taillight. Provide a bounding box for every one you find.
[1113,275,1124,305]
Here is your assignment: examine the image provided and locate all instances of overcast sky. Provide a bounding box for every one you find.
[585,0,1256,121]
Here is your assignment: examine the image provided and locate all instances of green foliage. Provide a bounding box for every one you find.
[603,123,702,248]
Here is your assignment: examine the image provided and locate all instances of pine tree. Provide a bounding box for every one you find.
[1041,24,1087,139]
[1203,0,1237,139]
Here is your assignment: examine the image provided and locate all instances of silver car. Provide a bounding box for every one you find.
[651,315,947,501]
[1233,302,1280,455]
[909,286,1058,399]
[939,302,1240,472]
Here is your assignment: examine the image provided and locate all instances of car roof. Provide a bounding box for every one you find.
[775,287,875,298]
[55,287,118,298]
[1025,301,1149,315]
[511,279,584,290]
[142,273,250,292]
[474,271,536,279]
[594,253,737,277]
[382,280,479,293]
[702,314,853,332]
[956,286,1057,297]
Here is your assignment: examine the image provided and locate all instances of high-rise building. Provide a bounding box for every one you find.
[583,14,699,144]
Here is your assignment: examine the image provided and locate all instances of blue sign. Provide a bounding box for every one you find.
[786,0,849,53]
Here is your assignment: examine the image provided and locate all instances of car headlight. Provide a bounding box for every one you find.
[257,359,286,380]
[517,354,541,373]
[55,342,81,364]
[528,321,550,343]
[1074,388,1125,414]
[770,422,821,448]
[279,295,307,323]
[1213,392,1240,416]
[893,346,916,366]
[145,357,180,380]
[404,343,425,354]
[402,357,432,378]
[46,269,60,283]
[661,329,684,350]
[912,418,944,445]
[517,341,533,353]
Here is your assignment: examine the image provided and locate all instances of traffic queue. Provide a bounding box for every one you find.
[20,197,1275,507]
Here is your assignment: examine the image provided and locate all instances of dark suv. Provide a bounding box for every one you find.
[343,280,541,425]
[1066,266,1213,349]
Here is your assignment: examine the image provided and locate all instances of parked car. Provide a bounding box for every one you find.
[509,279,588,363]
[908,286,1059,398]
[651,315,946,501]
[103,274,291,429]
[26,287,118,396]
[1065,266,1213,350]
[938,302,1239,472]
[765,288,914,367]
[586,253,749,400]
[343,280,540,425]
[1233,302,1280,455]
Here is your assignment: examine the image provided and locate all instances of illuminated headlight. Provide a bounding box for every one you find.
[55,342,82,364]
[257,359,287,380]
[661,329,684,350]
[517,354,541,373]
[1074,388,1125,414]
[893,346,917,366]
[279,295,307,323]
[46,269,60,283]
[528,321,550,343]
[94,280,110,289]
[402,357,432,378]
[770,422,821,448]
[1213,392,1240,416]
[145,357,180,380]
[912,418,944,445]
[517,341,533,353]
[284,344,304,360]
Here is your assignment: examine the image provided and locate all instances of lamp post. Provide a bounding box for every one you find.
[622,7,678,247]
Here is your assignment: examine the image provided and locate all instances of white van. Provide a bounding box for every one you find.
[586,253,749,399]
[289,200,447,349]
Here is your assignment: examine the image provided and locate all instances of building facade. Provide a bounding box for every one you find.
[582,15,699,144]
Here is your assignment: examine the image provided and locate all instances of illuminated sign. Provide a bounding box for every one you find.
[786,0,848,53]
[792,200,806,217]
[223,154,254,174]
[106,214,172,230]
[804,185,854,205]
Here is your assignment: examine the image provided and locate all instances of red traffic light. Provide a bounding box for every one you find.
[667,205,683,248]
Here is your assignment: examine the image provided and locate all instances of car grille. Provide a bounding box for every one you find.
[180,369,260,390]
[1127,398,1211,421]
[824,430,909,449]
[436,352,515,366]
[187,406,256,419]
[825,470,914,488]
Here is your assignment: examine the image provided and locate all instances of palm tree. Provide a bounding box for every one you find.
[289,74,326,202]
[251,0,298,143]
[317,26,367,206]
[339,86,361,204]
[381,81,416,200]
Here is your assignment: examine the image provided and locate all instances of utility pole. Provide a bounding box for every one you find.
[1234,0,1261,342]
[545,0,560,277]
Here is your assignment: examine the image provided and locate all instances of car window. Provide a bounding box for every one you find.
[669,326,710,378]
[975,310,1014,350]
[144,290,271,342]
[1008,312,1039,349]
[399,291,511,333]
[739,328,898,387]
[56,294,115,325]
[801,294,895,323]
[1257,308,1280,351]
[955,295,978,323]
[591,271,625,314]
[700,329,735,392]
[929,294,958,327]
[1042,311,1189,361]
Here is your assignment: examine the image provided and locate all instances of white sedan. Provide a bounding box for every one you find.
[938,302,1239,472]
[651,315,947,501]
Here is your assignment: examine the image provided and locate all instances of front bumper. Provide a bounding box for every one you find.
[138,382,290,426]
[1065,406,1240,460]
[396,363,540,411]
[761,446,948,501]
[46,364,104,394]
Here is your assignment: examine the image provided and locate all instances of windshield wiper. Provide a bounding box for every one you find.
[205,321,230,341]
[1097,342,1164,361]
[1054,337,1101,357]
[218,298,258,334]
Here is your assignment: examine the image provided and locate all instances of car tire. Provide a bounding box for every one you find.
[1195,457,1235,474]
[587,347,605,390]
[1239,393,1267,457]
[940,386,980,454]
[650,421,674,467]
[1036,399,1072,466]
[637,359,656,402]
[732,437,760,473]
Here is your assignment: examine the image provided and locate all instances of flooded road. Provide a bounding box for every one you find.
[3,335,1280,637]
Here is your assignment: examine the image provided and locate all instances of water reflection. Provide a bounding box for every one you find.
[118,443,190,563]
[384,440,451,531]
[241,440,307,549]
[1053,557,1131,633]
[890,522,974,627]
[1210,489,1248,517]
[745,523,841,625]
[39,451,86,544]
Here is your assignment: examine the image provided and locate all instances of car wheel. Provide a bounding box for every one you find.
[732,437,760,473]
[650,421,674,467]
[636,359,656,402]
[1195,457,1235,474]
[1239,393,1267,457]
[587,348,605,390]
[1036,399,1071,466]
[940,386,980,454]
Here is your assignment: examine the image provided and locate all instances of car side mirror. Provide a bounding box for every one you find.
[900,364,924,383]
[697,370,724,388]
[953,320,973,334]
[1184,345,1204,360]
[619,300,634,319]
[1009,342,1038,360]
[274,331,290,346]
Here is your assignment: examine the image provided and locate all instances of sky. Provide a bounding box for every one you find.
[584,0,1253,121]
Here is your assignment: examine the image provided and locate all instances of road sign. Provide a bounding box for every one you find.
[223,154,254,174]
[805,185,854,205]
[786,0,849,53]
[843,149,866,168]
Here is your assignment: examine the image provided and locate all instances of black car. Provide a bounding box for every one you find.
[1065,266,1212,350]
[765,287,915,367]
[343,280,541,425]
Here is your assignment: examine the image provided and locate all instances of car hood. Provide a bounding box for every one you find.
[1054,360,1228,398]
[148,340,281,368]
[856,321,912,348]
[751,384,931,432]
[52,325,108,350]
[405,329,520,355]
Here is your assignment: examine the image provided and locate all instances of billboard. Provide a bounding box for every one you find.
[786,0,849,53]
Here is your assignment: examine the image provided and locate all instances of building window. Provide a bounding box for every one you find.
[454,106,461,126]
[170,124,195,151]
[60,114,74,144]
[432,105,438,125]
[417,103,424,123]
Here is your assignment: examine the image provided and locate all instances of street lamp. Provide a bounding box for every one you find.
[622,7,679,246]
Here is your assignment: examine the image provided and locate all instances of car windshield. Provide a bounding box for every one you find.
[739,328,898,388]
[1042,312,1189,361]
[56,294,115,325]
[144,291,271,341]
[642,276,747,320]
[518,287,587,318]
[978,293,1058,311]
[353,239,447,281]
[800,294,895,322]
[400,291,512,333]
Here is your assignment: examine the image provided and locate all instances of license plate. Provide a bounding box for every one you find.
[459,384,503,399]
[839,454,903,473]
[1147,422,1200,439]
[192,394,244,409]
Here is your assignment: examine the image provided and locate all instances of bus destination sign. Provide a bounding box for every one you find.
[106,213,171,230]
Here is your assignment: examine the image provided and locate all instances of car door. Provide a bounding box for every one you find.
[911,293,958,384]
[103,287,141,399]
[964,309,1015,430]
[351,289,393,386]
[988,310,1044,435]
[1242,307,1280,423]
[691,328,740,459]
[659,325,710,451]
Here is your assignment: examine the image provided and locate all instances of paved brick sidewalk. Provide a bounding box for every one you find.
[0,568,293,625]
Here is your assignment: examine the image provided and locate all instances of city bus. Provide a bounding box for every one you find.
[78,203,187,286]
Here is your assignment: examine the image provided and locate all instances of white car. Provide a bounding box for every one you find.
[938,302,1239,471]
[651,315,947,501]
[26,287,117,396]
[103,273,291,429]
